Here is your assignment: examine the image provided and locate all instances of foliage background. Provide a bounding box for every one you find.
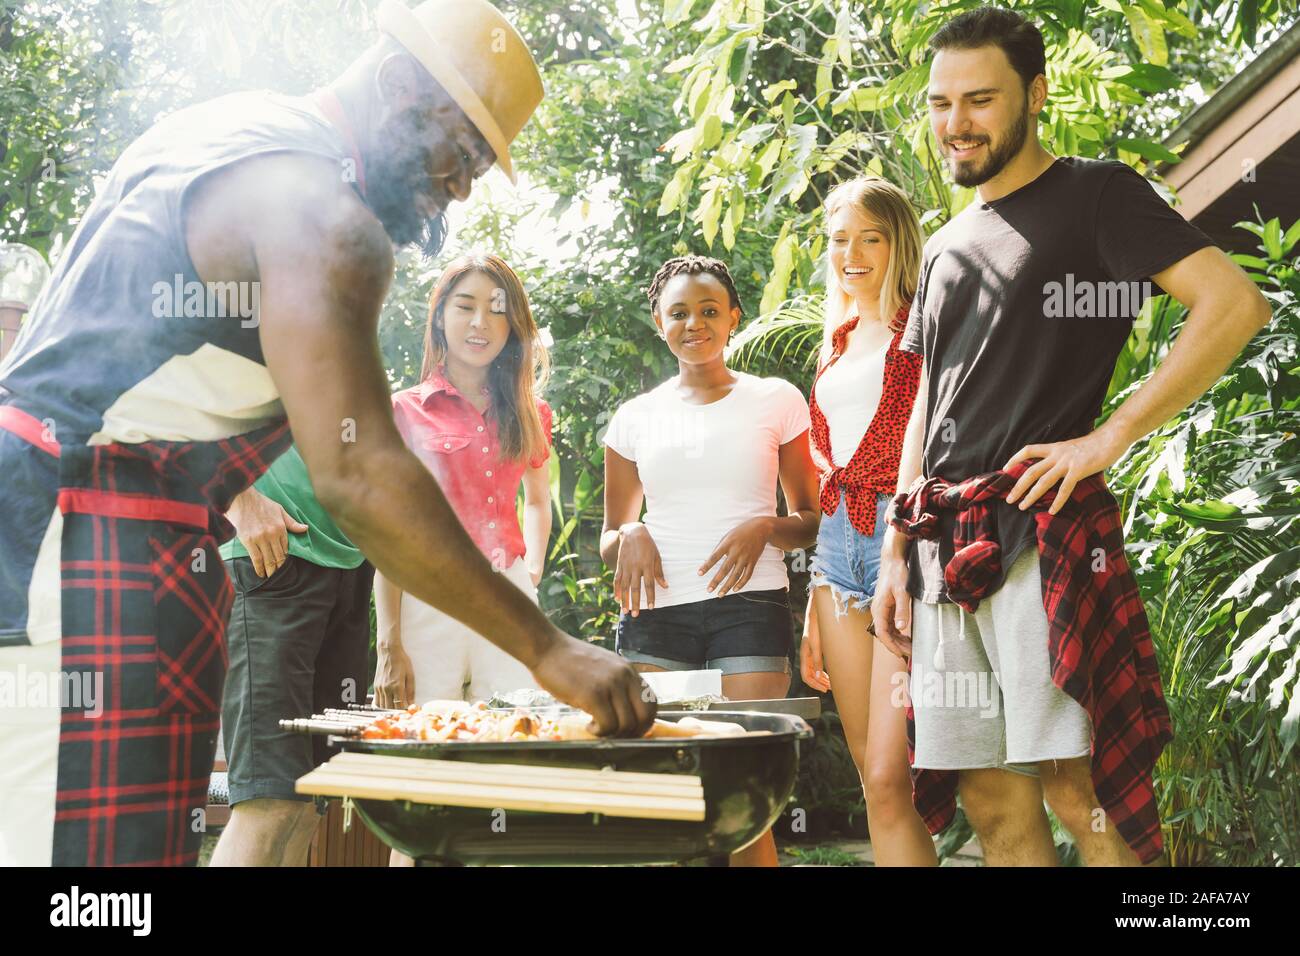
[2,0,1297,863]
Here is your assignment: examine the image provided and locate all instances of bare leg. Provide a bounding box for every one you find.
[811,585,873,783]
[211,798,320,866]
[863,632,938,865]
[1038,757,1142,866]
[283,803,324,866]
[722,670,789,867]
[957,767,1056,866]
[813,586,935,865]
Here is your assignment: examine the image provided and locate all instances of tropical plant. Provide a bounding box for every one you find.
[654,0,1296,318]
[1105,217,1300,865]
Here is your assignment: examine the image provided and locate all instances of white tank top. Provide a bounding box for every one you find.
[815,334,888,468]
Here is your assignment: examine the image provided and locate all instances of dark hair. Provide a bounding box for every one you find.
[929,7,1046,89]
[646,255,743,316]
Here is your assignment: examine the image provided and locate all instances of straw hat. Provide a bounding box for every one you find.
[376,0,543,184]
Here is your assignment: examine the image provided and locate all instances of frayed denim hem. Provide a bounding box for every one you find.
[809,569,874,620]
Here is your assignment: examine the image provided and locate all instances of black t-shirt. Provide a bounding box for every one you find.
[899,156,1213,603]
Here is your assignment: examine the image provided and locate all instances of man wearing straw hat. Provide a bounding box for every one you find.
[0,0,656,867]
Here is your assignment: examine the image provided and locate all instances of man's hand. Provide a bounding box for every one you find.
[613,522,668,617]
[1003,427,1127,514]
[699,516,773,597]
[373,641,416,710]
[871,528,913,660]
[531,632,657,737]
[227,486,309,577]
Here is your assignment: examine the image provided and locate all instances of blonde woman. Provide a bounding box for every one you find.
[374,253,553,709]
[800,177,937,865]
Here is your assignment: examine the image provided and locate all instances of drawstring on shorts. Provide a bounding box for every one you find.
[933,601,968,670]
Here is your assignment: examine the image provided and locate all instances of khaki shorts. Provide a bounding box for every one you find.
[909,548,1092,774]
[401,558,541,703]
[0,638,61,865]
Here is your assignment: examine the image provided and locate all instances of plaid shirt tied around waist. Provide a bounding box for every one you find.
[890,461,1173,864]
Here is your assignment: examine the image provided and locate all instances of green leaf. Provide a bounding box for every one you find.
[815,60,833,107]
[759,223,795,317]
[762,79,796,103]
[663,0,700,28]
[699,185,723,247]
[1138,0,1197,39]
[1239,0,1260,47]
[831,86,882,115]
[701,114,723,150]
[737,122,776,146]
[834,1,854,67]
[1122,6,1167,67]
[657,163,694,216]
[1263,218,1283,259]
[1114,138,1182,165]
[1281,219,1300,255]
[1113,63,1180,93]
[753,136,784,180]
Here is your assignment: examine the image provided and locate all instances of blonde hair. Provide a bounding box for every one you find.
[821,177,923,365]
[421,253,551,465]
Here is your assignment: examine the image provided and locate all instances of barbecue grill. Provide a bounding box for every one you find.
[297,709,812,866]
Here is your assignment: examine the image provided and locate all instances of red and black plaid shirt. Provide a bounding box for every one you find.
[809,306,921,536]
[890,461,1173,863]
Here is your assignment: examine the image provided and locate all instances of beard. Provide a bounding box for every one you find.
[947,106,1029,188]
[366,104,450,259]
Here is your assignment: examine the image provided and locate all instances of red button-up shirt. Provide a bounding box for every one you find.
[890,461,1173,864]
[392,367,552,569]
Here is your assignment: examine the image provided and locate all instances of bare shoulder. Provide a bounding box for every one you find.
[189,150,393,286]
[247,153,392,278]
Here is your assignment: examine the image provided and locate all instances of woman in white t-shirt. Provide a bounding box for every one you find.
[601,254,819,867]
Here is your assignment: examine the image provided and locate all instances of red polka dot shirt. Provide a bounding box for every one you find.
[808,305,922,536]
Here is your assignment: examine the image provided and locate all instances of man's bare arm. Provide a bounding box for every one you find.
[238,156,652,732]
[872,359,927,658]
[1006,246,1273,510]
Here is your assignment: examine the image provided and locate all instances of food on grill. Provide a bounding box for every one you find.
[356,700,750,742]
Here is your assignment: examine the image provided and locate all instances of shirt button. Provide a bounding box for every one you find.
[485,470,493,478]
[443,442,452,449]
[477,426,484,432]
[487,496,494,504]
[488,522,496,530]
[482,446,489,454]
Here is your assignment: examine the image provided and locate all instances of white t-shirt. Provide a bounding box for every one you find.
[603,372,811,609]
[814,338,888,468]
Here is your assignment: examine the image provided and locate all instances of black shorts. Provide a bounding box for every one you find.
[221,555,374,807]
[614,588,793,676]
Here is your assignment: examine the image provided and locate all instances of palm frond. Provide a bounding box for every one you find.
[727,294,826,378]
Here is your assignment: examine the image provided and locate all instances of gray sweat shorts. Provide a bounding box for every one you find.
[909,547,1092,775]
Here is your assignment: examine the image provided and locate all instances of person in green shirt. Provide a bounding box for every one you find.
[210,445,375,866]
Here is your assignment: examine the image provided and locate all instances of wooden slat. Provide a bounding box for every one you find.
[326,752,702,797]
[296,768,705,821]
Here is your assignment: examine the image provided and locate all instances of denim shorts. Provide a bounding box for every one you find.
[808,490,892,617]
[615,588,793,676]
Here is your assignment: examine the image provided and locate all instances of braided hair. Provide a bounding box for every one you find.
[646,254,744,317]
